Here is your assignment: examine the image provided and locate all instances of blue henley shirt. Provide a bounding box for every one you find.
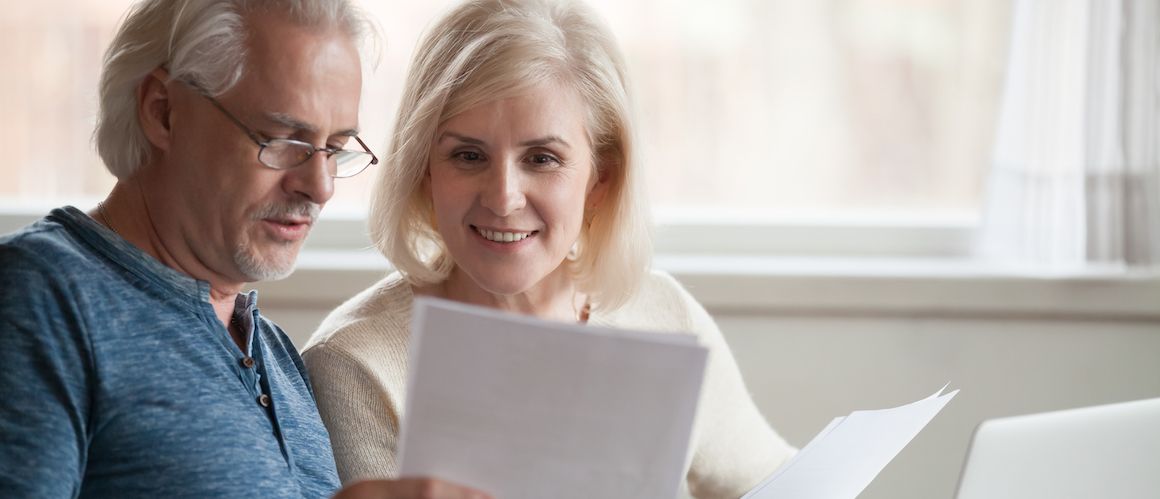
[0,206,340,498]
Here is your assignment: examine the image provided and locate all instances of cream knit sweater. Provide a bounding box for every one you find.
[303,270,795,499]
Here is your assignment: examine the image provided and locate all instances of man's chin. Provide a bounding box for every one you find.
[243,264,296,282]
[234,247,301,282]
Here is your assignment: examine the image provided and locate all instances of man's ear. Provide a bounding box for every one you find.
[137,68,174,152]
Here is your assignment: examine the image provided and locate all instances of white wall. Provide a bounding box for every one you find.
[720,315,1160,499]
[255,262,1160,499]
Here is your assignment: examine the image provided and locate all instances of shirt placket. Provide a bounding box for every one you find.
[238,306,295,469]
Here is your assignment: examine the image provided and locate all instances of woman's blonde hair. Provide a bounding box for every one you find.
[94,0,374,179]
[370,0,651,310]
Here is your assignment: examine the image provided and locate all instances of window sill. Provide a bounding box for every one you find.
[657,254,1160,320]
[6,205,1154,321]
[261,250,1160,321]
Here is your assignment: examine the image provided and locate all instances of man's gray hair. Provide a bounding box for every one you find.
[94,0,376,180]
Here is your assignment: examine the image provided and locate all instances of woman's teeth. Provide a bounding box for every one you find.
[477,227,532,243]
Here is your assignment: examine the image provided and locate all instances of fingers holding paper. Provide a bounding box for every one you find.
[333,478,493,499]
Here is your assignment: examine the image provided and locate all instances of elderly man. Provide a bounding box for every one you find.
[0,1,486,498]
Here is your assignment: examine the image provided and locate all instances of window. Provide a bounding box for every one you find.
[1,0,1009,245]
[1,1,135,202]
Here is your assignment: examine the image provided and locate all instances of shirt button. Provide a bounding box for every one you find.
[258,394,271,408]
[240,357,255,368]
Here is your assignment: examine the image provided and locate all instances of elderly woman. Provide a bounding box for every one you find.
[303,0,795,497]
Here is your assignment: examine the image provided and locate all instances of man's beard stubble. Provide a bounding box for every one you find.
[233,200,320,281]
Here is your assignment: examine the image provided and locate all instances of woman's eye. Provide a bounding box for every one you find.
[454,151,483,162]
[528,153,560,166]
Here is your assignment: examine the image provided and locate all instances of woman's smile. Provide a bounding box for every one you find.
[427,81,602,296]
[472,225,537,243]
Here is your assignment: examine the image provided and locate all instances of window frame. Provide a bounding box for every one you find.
[4,200,1156,321]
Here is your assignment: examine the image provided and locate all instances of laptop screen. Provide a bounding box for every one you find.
[955,397,1160,499]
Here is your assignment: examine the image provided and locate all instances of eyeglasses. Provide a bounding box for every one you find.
[181,80,378,178]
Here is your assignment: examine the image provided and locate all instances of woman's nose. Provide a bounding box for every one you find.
[479,160,527,217]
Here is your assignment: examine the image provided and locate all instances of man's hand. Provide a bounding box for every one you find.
[333,478,493,499]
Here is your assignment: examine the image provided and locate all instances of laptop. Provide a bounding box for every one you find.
[955,396,1160,499]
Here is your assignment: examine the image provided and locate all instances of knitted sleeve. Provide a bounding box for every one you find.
[303,342,404,484]
[658,273,797,499]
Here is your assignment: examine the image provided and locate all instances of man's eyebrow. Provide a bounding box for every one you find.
[264,112,359,137]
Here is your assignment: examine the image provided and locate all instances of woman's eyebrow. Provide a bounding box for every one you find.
[520,136,570,149]
[438,131,486,146]
[437,132,571,149]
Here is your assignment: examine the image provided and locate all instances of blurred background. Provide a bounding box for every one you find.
[2,1,1158,498]
[1,0,1005,218]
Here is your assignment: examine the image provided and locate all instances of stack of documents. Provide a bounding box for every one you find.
[399,297,957,499]
[399,298,709,499]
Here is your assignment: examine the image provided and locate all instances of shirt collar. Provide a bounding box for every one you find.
[51,205,217,304]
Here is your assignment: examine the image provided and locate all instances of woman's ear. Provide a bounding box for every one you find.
[421,176,440,230]
[137,68,174,152]
[586,153,614,212]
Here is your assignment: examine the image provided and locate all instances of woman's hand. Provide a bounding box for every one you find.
[333,478,493,499]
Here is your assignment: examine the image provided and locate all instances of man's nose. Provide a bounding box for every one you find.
[282,151,335,205]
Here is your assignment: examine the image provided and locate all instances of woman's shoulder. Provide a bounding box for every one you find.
[632,268,703,312]
[303,271,414,354]
[597,269,710,334]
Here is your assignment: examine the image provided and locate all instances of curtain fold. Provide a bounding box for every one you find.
[979,0,1160,270]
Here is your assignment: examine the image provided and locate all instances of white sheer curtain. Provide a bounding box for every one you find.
[979,0,1160,271]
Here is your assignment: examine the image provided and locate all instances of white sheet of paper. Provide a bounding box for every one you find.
[742,385,958,499]
[398,297,709,499]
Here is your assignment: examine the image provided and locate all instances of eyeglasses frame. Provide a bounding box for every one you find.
[179,79,379,178]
